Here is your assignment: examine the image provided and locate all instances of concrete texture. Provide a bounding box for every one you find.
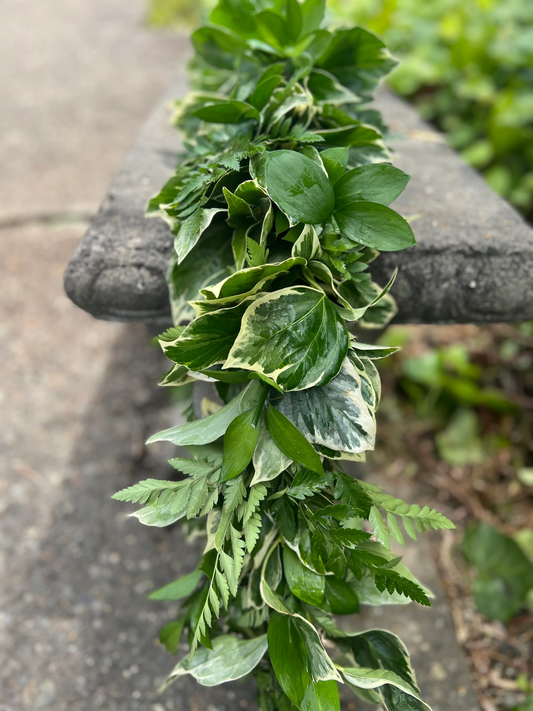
[63,76,533,326]
[0,0,189,223]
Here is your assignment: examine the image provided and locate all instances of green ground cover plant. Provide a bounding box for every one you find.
[115,2,454,708]
[331,0,533,220]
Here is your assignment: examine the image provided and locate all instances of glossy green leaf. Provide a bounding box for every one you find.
[265,151,335,225]
[277,359,376,458]
[320,147,349,185]
[286,0,303,42]
[149,570,204,601]
[225,286,349,392]
[266,405,324,476]
[308,69,359,104]
[324,577,359,614]
[223,187,254,227]
[335,201,416,252]
[165,634,268,688]
[255,10,292,49]
[301,0,326,36]
[316,27,397,98]
[291,224,321,260]
[194,100,260,124]
[191,25,248,70]
[251,412,291,484]
[340,667,430,711]
[221,408,260,480]
[147,381,262,446]
[248,64,284,111]
[334,164,410,209]
[160,618,187,655]
[162,300,250,370]
[302,680,340,711]
[268,612,341,706]
[202,257,305,300]
[175,208,225,264]
[284,547,325,606]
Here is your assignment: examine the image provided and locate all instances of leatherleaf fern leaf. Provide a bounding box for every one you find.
[110,2,452,710]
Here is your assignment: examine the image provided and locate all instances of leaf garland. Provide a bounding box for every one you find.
[111,3,454,711]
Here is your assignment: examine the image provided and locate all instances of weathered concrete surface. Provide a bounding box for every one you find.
[64,75,533,326]
[0,0,188,223]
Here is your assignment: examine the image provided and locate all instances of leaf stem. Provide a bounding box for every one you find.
[252,382,270,427]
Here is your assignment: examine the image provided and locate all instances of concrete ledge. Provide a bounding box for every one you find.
[64,77,533,326]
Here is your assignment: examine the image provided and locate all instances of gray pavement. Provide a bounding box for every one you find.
[0,1,479,709]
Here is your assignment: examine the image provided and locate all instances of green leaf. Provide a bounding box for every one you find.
[150,570,204,601]
[202,257,305,300]
[287,469,328,500]
[307,69,359,105]
[277,359,376,458]
[164,634,268,688]
[243,484,268,524]
[320,147,349,186]
[351,342,400,360]
[463,523,533,623]
[316,27,397,98]
[268,613,341,706]
[175,207,226,264]
[324,577,359,614]
[264,151,335,225]
[286,0,303,41]
[160,617,187,655]
[266,406,324,476]
[292,224,321,261]
[334,164,410,209]
[148,381,262,446]
[129,505,187,528]
[340,667,430,711]
[192,26,247,70]
[194,100,260,124]
[255,10,292,49]
[248,64,284,111]
[340,629,419,692]
[302,680,340,711]
[300,0,326,36]
[251,413,292,484]
[221,408,260,480]
[246,237,268,267]
[271,496,298,542]
[223,186,254,227]
[284,547,325,606]
[162,300,250,370]
[225,286,348,392]
[167,231,233,325]
[223,476,247,513]
[335,201,416,252]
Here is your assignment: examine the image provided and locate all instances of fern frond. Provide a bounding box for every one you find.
[244,511,262,553]
[168,457,221,478]
[361,483,455,547]
[223,477,247,513]
[112,479,186,505]
[242,484,268,524]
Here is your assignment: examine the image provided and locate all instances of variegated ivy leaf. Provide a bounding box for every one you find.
[147,381,262,446]
[163,634,268,689]
[174,207,226,264]
[251,413,291,485]
[161,300,252,371]
[201,257,305,300]
[224,286,349,392]
[291,224,321,261]
[276,357,376,457]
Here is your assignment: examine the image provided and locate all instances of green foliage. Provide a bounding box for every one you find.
[113,2,454,709]
[330,0,533,220]
[463,523,533,623]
